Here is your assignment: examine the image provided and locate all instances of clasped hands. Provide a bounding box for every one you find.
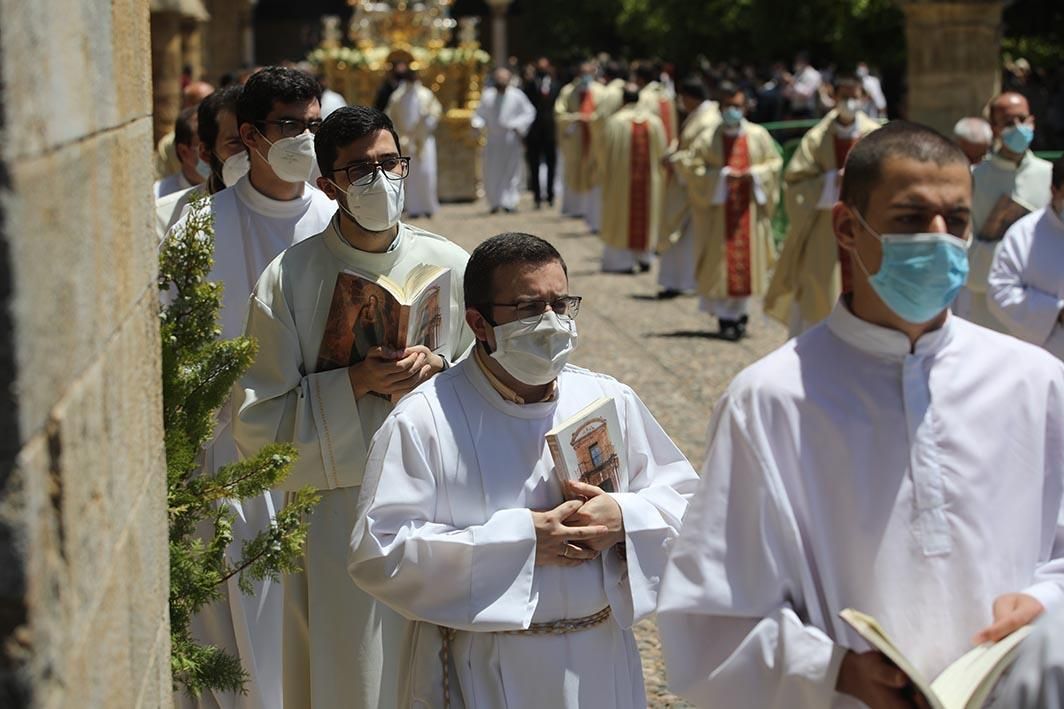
[532,480,625,567]
[348,345,444,400]
[835,592,1044,708]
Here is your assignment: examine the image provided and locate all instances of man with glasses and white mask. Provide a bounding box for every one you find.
[233,105,472,708]
[658,122,1064,708]
[349,232,699,708]
[165,66,334,709]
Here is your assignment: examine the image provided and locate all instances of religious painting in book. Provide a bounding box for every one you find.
[314,264,451,378]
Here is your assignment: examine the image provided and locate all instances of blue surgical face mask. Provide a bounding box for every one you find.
[851,210,970,324]
[722,106,744,126]
[1001,123,1034,154]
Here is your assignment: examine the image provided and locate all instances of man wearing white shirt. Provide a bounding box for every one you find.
[658,121,1064,709]
[955,91,1052,331]
[473,66,537,213]
[385,69,442,218]
[154,107,206,199]
[989,158,1064,360]
[856,62,887,119]
[233,105,472,708]
[168,66,334,709]
[349,232,699,708]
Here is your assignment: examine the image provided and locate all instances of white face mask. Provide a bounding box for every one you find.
[489,311,578,386]
[836,98,861,123]
[258,130,317,183]
[220,151,250,187]
[335,173,405,232]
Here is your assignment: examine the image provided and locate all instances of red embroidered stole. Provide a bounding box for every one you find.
[723,134,753,296]
[579,89,596,158]
[834,136,857,294]
[628,121,650,251]
[658,98,674,145]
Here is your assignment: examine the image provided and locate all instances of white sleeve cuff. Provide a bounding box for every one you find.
[711,167,731,205]
[816,170,839,209]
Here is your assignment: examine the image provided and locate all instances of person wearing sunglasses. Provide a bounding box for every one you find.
[233,105,473,709]
[351,232,699,709]
[162,66,337,709]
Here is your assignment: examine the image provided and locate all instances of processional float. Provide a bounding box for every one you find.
[309,0,491,201]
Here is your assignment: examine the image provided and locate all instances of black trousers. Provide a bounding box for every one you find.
[525,140,557,204]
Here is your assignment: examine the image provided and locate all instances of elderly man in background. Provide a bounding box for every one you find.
[474,66,537,214]
[953,116,993,166]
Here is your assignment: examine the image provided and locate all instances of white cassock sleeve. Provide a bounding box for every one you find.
[987,226,1064,347]
[656,396,846,708]
[603,386,699,628]
[349,398,539,632]
[232,288,370,491]
[506,91,538,137]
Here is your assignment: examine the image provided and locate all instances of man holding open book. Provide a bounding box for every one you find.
[349,232,699,708]
[657,122,1064,708]
[232,106,472,708]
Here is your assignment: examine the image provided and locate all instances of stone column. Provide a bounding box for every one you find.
[0,0,170,707]
[896,0,1005,134]
[151,10,183,145]
[486,0,512,68]
[180,17,205,81]
[202,0,254,82]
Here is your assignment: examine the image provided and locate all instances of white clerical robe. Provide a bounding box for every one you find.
[658,100,721,293]
[155,169,193,199]
[473,86,537,210]
[232,220,473,709]
[956,151,1052,331]
[598,105,667,272]
[170,176,336,709]
[657,301,1064,709]
[349,359,699,709]
[989,207,1064,360]
[387,81,442,217]
[156,184,205,241]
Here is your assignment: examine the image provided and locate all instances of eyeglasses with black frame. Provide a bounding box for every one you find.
[255,118,324,138]
[486,296,582,321]
[331,157,412,187]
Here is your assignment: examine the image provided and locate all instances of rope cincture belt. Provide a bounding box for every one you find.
[437,606,613,708]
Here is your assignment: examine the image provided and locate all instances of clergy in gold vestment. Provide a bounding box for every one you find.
[555,64,604,218]
[658,77,720,297]
[634,61,679,153]
[677,83,782,341]
[598,85,668,273]
[764,77,880,335]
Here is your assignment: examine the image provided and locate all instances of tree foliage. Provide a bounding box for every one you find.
[159,192,319,696]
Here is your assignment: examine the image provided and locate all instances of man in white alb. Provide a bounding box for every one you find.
[233,105,472,708]
[989,157,1064,360]
[385,68,442,218]
[658,121,1064,708]
[168,66,334,709]
[349,232,699,708]
[955,91,1052,331]
[473,66,537,213]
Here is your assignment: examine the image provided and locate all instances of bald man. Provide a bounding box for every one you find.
[955,92,1052,331]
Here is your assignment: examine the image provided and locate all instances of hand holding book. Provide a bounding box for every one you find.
[348,344,444,401]
[562,480,625,552]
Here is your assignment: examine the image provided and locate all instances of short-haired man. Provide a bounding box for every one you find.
[165,65,334,709]
[765,75,881,336]
[233,105,472,708]
[155,85,248,239]
[153,106,205,199]
[658,122,1064,707]
[955,91,1052,331]
[657,77,720,298]
[675,81,782,341]
[349,232,698,708]
[953,116,993,166]
[988,157,1064,360]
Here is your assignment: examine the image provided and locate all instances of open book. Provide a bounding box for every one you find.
[545,396,628,498]
[979,195,1030,241]
[840,608,1033,709]
[314,264,451,387]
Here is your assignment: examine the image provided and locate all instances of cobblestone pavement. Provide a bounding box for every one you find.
[408,193,788,707]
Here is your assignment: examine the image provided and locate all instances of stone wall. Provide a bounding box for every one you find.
[0,1,171,707]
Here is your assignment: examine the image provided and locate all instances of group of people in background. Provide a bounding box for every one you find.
[150,48,1064,709]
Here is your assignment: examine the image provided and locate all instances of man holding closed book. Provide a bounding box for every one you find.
[657,121,1064,708]
[232,105,472,708]
[349,232,699,708]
